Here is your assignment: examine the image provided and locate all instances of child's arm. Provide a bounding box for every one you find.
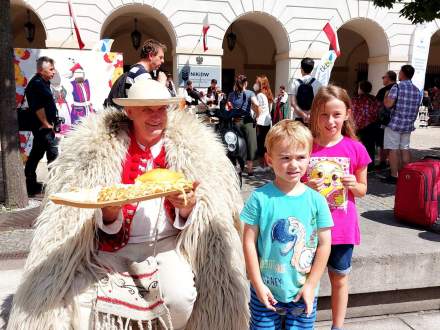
[243,223,277,311]
[294,227,332,316]
[304,177,324,192]
[341,165,368,197]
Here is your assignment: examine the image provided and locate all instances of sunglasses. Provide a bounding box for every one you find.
[274,305,305,316]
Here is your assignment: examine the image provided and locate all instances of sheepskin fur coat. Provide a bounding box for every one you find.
[7,108,249,329]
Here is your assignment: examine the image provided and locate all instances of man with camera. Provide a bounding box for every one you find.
[24,56,60,196]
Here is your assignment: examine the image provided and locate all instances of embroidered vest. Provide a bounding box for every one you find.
[98,133,176,252]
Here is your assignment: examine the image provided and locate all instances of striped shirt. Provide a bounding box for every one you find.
[125,64,152,93]
[388,80,421,133]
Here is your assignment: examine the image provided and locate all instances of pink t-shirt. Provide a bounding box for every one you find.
[304,137,371,245]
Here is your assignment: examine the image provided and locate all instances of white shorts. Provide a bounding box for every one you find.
[384,126,411,150]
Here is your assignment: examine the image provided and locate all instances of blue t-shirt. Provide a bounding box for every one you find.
[241,182,333,303]
[227,89,255,118]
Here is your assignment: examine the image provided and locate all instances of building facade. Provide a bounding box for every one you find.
[11,0,440,95]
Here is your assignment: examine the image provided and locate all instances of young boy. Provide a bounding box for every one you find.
[241,120,333,329]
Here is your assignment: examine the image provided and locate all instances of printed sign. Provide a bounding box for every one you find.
[410,25,431,92]
[14,48,123,160]
[178,64,221,88]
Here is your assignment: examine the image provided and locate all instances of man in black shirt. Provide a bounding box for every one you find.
[24,56,58,195]
[207,79,219,105]
[376,70,397,103]
[184,80,203,105]
[375,70,397,169]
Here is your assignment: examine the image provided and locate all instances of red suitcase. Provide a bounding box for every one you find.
[394,158,440,231]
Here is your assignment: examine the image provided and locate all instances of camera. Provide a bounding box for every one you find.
[53,116,65,133]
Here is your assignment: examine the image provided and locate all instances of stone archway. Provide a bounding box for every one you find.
[101,4,176,74]
[331,18,389,95]
[11,0,46,49]
[426,30,440,89]
[222,12,290,95]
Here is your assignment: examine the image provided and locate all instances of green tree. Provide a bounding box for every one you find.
[0,0,29,208]
[374,0,440,24]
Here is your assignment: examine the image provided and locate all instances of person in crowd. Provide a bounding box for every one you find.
[375,70,397,169]
[429,78,440,112]
[382,65,422,184]
[227,74,261,176]
[428,78,440,125]
[253,75,274,172]
[352,80,380,170]
[165,73,177,97]
[125,39,167,92]
[305,85,371,330]
[23,56,59,196]
[207,78,220,106]
[8,79,248,330]
[272,85,289,125]
[104,39,168,111]
[184,80,203,106]
[289,57,322,123]
[241,120,333,329]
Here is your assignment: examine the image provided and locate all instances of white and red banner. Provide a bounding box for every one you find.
[68,0,85,49]
[202,14,210,52]
[313,50,338,86]
[323,22,340,56]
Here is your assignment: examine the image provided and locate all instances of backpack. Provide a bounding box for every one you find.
[103,64,144,110]
[296,78,315,111]
[378,84,399,126]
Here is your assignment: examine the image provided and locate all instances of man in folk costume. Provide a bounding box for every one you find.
[69,63,94,125]
[8,79,249,329]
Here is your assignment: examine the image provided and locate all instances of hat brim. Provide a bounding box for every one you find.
[113,97,184,107]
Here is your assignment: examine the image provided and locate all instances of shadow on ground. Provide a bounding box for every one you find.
[362,209,440,241]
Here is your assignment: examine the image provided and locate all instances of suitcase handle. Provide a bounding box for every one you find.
[422,155,440,161]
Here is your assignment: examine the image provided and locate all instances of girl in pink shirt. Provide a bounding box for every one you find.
[304,85,371,330]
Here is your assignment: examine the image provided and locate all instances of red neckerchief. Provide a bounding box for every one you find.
[121,131,175,226]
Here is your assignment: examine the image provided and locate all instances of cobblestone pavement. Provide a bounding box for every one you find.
[0,127,439,329]
[1,126,439,260]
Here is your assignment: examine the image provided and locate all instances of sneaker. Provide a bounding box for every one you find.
[380,175,397,184]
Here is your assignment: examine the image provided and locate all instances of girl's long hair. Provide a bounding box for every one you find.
[256,75,274,103]
[309,85,357,140]
[234,74,247,92]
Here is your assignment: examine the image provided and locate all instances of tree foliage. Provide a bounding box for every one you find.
[373,0,440,24]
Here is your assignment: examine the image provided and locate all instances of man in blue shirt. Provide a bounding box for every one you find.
[24,56,58,195]
[382,65,422,184]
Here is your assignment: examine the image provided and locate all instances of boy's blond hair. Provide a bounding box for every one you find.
[265,120,313,154]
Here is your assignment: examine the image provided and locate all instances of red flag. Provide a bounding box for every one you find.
[68,0,85,50]
[323,22,340,56]
[202,14,210,52]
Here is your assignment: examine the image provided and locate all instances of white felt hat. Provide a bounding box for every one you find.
[113,78,183,106]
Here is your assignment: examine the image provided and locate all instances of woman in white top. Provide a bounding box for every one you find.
[253,75,274,171]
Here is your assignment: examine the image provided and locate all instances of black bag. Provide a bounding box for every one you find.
[17,87,37,131]
[17,107,36,131]
[378,106,391,126]
[296,78,315,111]
[379,84,399,126]
[103,64,144,110]
[103,72,129,110]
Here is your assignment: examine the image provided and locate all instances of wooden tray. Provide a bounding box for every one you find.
[49,189,186,209]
